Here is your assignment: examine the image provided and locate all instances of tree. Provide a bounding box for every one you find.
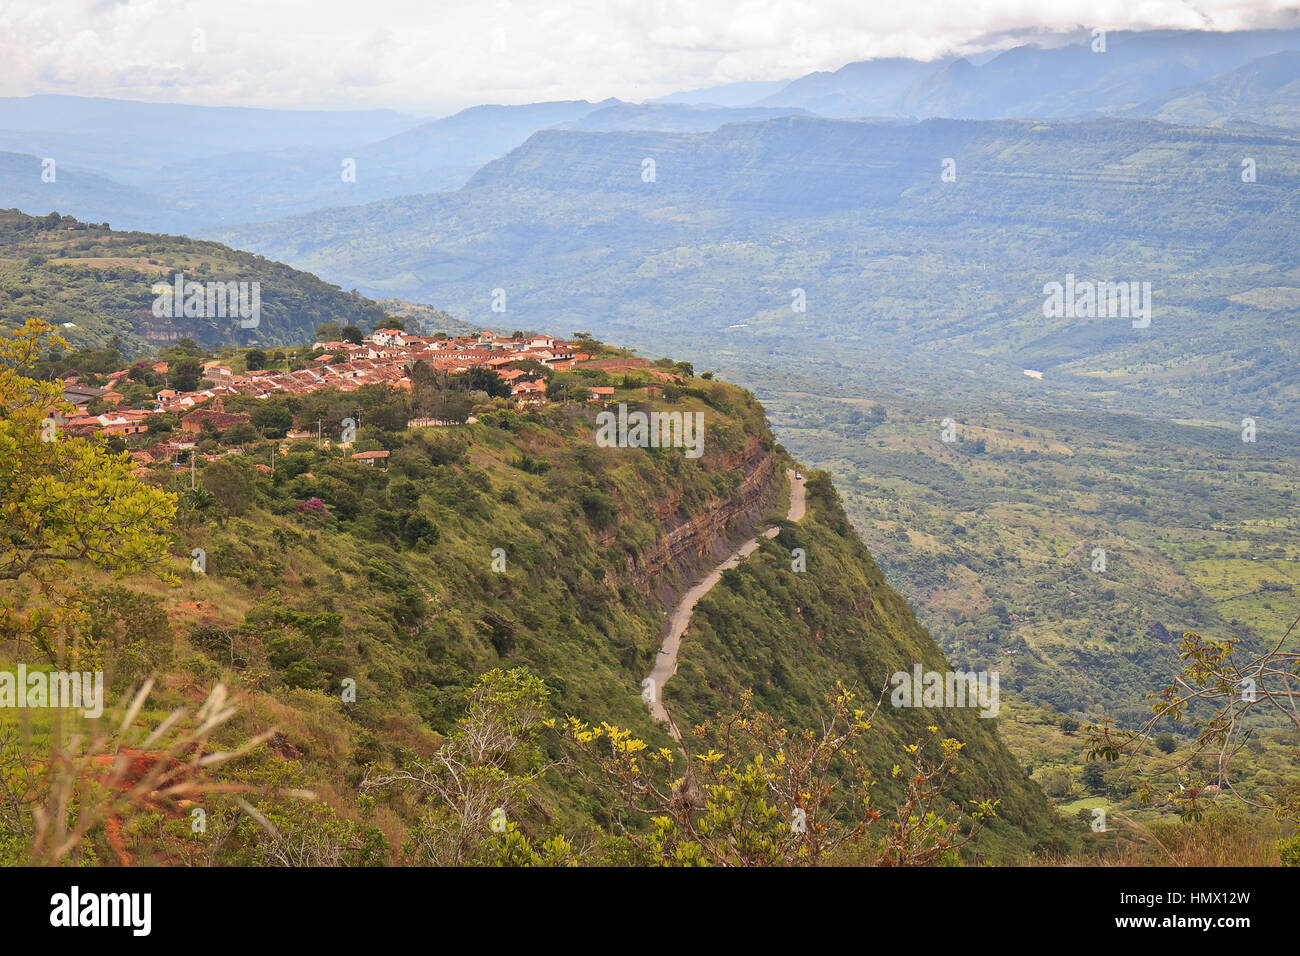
[244,348,267,371]
[561,686,996,866]
[250,401,293,438]
[340,325,364,345]
[221,421,260,446]
[366,399,409,432]
[401,512,439,547]
[314,322,342,342]
[1154,732,1177,754]
[83,585,173,679]
[1087,613,1300,824]
[362,668,550,865]
[0,320,178,665]
[508,358,550,381]
[144,414,174,436]
[168,356,202,392]
[202,458,255,517]
[464,366,511,399]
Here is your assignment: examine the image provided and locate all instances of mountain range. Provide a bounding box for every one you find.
[4,27,1300,237]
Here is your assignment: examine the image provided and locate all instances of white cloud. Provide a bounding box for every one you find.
[0,0,1297,114]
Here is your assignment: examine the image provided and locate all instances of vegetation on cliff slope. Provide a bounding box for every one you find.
[1,318,1060,864]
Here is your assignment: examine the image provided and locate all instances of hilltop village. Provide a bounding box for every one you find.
[50,328,660,468]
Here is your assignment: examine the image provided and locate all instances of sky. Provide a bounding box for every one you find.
[2,0,1300,115]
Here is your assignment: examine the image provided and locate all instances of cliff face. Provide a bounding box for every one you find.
[618,436,780,603]
[668,472,1064,859]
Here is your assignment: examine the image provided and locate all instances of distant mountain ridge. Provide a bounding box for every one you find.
[1127,49,1300,128]
[6,27,1300,237]
[739,27,1300,120]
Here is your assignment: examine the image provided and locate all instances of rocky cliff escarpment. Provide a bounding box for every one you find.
[617,436,780,605]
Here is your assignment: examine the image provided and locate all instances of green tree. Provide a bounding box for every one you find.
[167,356,202,392]
[465,367,510,399]
[83,585,173,679]
[0,320,178,665]
[362,668,550,866]
[202,458,254,517]
[251,401,293,438]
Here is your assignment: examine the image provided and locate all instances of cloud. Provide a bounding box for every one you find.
[1,0,1297,113]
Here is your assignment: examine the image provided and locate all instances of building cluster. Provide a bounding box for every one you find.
[202,330,586,405]
[51,330,604,467]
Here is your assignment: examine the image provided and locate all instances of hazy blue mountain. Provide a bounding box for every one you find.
[648,78,792,107]
[0,94,418,179]
[756,28,1300,120]
[756,57,954,117]
[0,98,627,232]
[901,30,1300,119]
[349,99,625,174]
[160,99,626,227]
[0,151,189,232]
[1128,50,1300,128]
[558,102,809,132]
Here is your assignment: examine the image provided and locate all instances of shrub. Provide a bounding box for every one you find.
[1279,834,1300,867]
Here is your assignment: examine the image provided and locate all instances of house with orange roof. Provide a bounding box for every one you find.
[351,450,391,469]
[511,379,547,406]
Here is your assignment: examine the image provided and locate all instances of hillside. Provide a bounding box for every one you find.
[670,470,1058,856]
[0,209,386,352]
[1130,50,1300,128]
[0,321,1059,863]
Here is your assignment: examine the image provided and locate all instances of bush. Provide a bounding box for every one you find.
[1279,834,1300,867]
[83,586,173,681]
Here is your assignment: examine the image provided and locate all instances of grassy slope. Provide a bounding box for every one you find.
[670,471,1061,859]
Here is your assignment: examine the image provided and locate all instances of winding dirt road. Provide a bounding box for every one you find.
[644,469,807,741]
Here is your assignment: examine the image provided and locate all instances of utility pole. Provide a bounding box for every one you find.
[190,448,196,490]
